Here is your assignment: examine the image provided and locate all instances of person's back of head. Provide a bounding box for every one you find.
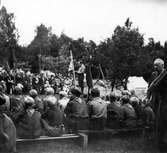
[130,97,139,107]
[45,87,54,95]
[24,96,35,110]
[59,91,67,99]
[91,88,100,98]
[14,85,22,95]
[70,87,81,98]
[122,95,130,105]
[29,89,38,98]
[43,95,58,110]
[110,93,117,103]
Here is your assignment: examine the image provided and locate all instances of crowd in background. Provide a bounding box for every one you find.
[0,79,154,139]
[0,64,156,153]
[0,67,73,95]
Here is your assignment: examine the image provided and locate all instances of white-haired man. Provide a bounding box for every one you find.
[148,58,167,151]
[153,58,164,76]
[148,58,165,110]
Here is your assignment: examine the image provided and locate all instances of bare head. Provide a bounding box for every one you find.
[153,58,164,73]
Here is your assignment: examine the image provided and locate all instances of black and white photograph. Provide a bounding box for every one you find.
[0,0,167,152]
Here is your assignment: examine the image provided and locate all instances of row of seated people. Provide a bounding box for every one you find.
[0,86,155,139]
[65,88,154,132]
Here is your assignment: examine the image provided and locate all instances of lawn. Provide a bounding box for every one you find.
[17,133,159,153]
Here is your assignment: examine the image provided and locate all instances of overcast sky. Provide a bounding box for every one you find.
[1,0,167,46]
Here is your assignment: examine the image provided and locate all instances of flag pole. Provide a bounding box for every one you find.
[70,50,76,88]
[99,64,108,99]
[99,64,105,81]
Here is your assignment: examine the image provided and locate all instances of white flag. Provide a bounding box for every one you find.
[68,50,74,72]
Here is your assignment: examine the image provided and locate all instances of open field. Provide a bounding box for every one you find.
[17,133,159,153]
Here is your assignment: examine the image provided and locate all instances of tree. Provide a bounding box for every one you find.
[28,24,51,57]
[145,38,164,60]
[49,34,60,57]
[108,18,144,89]
[70,38,87,59]
[0,6,19,66]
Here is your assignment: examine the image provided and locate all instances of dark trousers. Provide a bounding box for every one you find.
[65,117,89,133]
[78,74,84,93]
[89,118,106,130]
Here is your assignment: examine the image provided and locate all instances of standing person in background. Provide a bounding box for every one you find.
[85,57,93,101]
[147,58,167,152]
[148,58,165,112]
[5,73,14,95]
[77,60,85,94]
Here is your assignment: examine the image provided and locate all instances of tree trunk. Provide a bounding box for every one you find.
[111,77,116,91]
[123,77,128,90]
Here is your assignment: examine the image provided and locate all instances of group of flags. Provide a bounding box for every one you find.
[68,50,105,91]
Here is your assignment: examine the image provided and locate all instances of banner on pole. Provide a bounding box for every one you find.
[68,50,76,87]
[68,50,74,72]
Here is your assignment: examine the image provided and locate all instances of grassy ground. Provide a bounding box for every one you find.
[17,133,159,153]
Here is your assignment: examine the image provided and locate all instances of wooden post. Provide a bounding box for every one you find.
[78,133,88,149]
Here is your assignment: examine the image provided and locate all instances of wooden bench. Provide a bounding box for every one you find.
[79,126,150,134]
[16,127,150,149]
[78,127,151,148]
[16,133,88,149]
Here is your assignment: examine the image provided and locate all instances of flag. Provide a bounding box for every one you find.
[99,64,105,81]
[68,50,74,72]
[68,50,76,87]
[8,49,16,69]
[85,64,93,89]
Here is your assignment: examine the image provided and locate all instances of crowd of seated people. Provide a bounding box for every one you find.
[0,84,155,142]
[0,68,71,95]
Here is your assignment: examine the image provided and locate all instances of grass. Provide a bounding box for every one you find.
[17,133,159,153]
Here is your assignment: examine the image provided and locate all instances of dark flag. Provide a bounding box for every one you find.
[31,54,41,74]
[85,63,93,89]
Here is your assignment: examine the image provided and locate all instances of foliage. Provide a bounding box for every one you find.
[28,24,52,58]
[1,6,167,89]
[41,55,70,76]
[95,18,145,89]
[49,34,60,57]
[0,6,19,65]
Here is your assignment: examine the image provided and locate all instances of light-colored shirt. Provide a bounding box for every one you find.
[77,64,85,74]
[58,97,70,109]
